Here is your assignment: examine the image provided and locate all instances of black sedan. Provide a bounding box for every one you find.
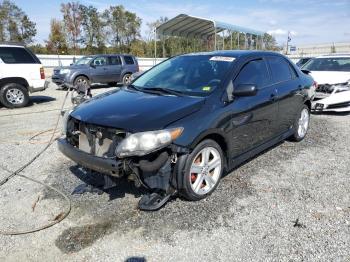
[58,51,315,210]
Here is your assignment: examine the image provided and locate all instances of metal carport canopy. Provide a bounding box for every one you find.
[156,13,265,38]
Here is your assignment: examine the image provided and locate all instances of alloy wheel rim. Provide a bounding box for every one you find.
[297,108,309,138]
[189,146,222,195]
[6,88,24,105]
[76,78,88,87]
[124,75,131,84]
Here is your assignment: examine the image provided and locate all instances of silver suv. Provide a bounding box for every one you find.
[52,54,139,88]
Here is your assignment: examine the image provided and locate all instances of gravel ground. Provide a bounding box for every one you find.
[0,81,349,262]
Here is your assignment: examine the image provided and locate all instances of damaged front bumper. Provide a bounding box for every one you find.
[58,138,124,176]
[311,83,350,112]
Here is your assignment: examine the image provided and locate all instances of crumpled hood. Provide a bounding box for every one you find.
[310,71,350,85]
[71,89,205,132]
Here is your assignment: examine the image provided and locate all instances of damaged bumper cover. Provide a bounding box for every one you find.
[312,82,350,112]
[58,138,123,176]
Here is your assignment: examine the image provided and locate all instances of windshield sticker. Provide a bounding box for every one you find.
[202,86,211,91]
[210,56,235,62]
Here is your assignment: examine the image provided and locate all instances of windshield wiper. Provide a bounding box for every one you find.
[127,84,142,91]
[143,87,184,96]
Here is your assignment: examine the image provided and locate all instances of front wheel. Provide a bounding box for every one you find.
[0,83,29,108]
[289,104,310,142]
[73,76,90,89]
[179,139,224,201]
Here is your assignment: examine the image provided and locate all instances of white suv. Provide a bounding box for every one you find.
[0,43,49,108]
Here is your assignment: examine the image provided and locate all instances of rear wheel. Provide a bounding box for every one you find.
[179,139,224,201]
[122,74,132,85]
[0,83,29,108]
[289,104,310,142]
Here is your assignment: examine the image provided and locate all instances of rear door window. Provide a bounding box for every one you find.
[0,47,39,64]
[267,56,292,83]
[124,56,135,65]
[109,56,121,65]
[234,59,270,89]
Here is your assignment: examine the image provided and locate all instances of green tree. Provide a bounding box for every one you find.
[262,33,278,50]
[46,19,68,54]
[79,4,104,53]
[0,0,36,44]
[103,5,141,51]
[61,2,82,56]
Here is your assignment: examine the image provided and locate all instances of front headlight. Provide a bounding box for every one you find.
[60,68,70,74]
[115,127,183,157]
[61,109,73,135]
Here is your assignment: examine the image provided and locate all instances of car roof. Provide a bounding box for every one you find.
[181,50,283,58]
[86,54,135,57]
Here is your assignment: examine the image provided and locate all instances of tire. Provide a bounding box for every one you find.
[0,83,29,108]
[73,76,90,89]
[179,139,224,201]
[289,104,310,142]
[122,73,132,86]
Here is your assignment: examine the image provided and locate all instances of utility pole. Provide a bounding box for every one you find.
[286,31,291,55]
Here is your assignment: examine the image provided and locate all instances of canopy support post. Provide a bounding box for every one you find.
[214,27,217,51]
[154,27,157,65]
[237,32,240,49]
[222,31,225,50]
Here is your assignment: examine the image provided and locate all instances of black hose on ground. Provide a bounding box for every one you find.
[0,88,72,235]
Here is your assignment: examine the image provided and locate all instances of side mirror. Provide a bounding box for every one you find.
[233,84,257,97]
[90,63,96,68]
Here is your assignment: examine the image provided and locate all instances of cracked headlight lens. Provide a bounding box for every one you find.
[115,127,183,157]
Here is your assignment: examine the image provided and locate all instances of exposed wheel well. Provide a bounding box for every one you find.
[305,100,311,110]
[0,77,29,89]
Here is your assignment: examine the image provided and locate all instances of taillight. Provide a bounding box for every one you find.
[136,63,139,72]
[313,81,318,89]
[40,67,45,79]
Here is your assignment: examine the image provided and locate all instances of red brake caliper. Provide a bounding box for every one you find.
[191,173,197,183]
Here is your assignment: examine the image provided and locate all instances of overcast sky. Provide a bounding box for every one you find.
[14,0,350,46]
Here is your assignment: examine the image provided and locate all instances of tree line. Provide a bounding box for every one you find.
[0,0,280,57]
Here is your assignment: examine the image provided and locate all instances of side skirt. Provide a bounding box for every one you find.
[229,129,294,170]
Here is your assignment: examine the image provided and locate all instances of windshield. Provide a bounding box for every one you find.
[132,55,235,96]
[302,57,350,72]
[74,56,93,65]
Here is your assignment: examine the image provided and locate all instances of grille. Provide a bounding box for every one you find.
[66,117,126,158]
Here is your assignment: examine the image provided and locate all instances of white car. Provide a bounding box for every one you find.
[302,54,350,112]
[0,43,49,108]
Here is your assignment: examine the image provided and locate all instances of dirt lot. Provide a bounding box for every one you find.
[0,81,349,262]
